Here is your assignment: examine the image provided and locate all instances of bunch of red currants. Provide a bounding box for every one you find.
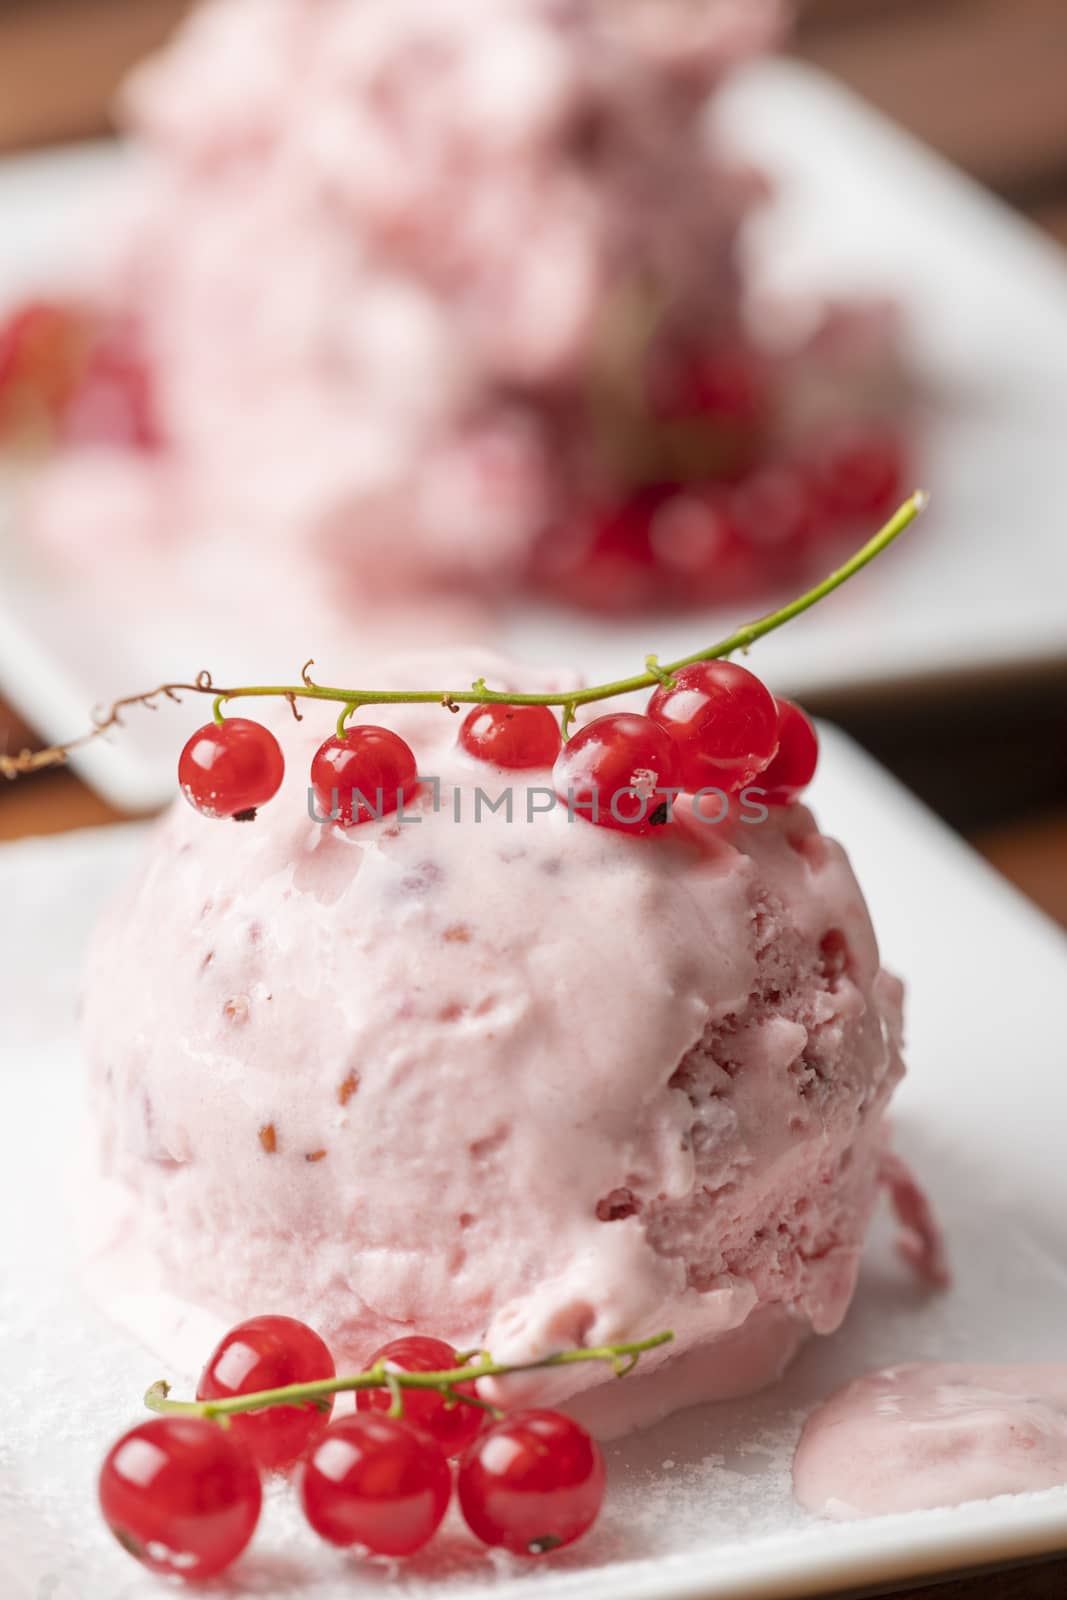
[99,1315,607,1580]
[532,333,907,615]
[178,660,818,831]
[0,299,903,615]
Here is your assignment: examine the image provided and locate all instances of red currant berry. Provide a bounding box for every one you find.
[533,495,658,616]
[356,1336,485,1457]
[178,718,285,821]
[553,713,680,834]
[0,300,88,435]
[459,704,561,770]
[61,319,161,451]
[811,425,905,524]
[647,661,779,793]
[755,698,819,805]
[98,1416,262,1580]
[648,490,731,582]
[647,487,766,606]
[729,463,816,552]
[457,1409,605,1556]
[310,725,419,828]
[299,1414,451,1556]
[197,1314,336,1472]
[647,339,770,435]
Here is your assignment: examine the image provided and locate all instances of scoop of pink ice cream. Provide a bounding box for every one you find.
[80,650,906,1429]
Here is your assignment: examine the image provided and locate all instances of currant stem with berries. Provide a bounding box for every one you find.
[144,1329,673,1424]
[102,1317,639,1573]
[1,493,925,780]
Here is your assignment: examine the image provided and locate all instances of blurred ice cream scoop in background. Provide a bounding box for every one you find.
[5,0,907,620]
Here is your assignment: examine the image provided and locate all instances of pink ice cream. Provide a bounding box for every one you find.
[794,1363,1067,1518]
[81,650,908,1431]
[19,0,904,614]
[27,0,780,587]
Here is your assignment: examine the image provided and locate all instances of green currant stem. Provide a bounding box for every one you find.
[209,494,923,721]
[143,1330,674,1422]
[443,1385,503,1419]
[0,495,924,779]
[385,1371,406,1420]
[644,654,676,689]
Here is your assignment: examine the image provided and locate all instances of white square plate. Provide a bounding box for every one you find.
[3,60,1067,811]
[3,728,1067,1599]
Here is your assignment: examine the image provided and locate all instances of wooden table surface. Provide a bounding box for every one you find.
[2,3,1067,1595]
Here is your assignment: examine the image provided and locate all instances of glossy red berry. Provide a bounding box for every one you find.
[457,1409,605,1556]
[459,704,562,769]
[553,713,680,833]
[310,725,419,828]
[356,1336,485,1457]
[178,718,285,821]
[755,697,819,805]
[299,1414,451,1556]
[197,1315,336,1472]
[647,661,779,793]
[99,1416,262,1580]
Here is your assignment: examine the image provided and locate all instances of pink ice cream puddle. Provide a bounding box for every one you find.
[794,1363,1067,1518]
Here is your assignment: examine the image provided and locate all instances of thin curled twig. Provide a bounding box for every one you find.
[0,675,215,779]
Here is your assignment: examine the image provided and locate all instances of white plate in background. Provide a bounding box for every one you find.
[2,61,1067,813]
[2,729,1067,1598]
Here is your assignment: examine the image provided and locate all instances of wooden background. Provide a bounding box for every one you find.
[1,5,1067,1594]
